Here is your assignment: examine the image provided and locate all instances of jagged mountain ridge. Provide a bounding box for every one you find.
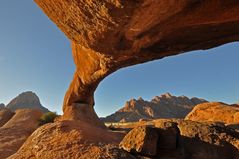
[102,93,207,122]
[6,91,49,113]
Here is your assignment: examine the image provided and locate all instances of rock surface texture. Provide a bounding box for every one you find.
[0,108,15,127]
[10,120,131,159]
[185,102,239,124]
[0,109,42,159]
[119,119,239,159]
[10,118,239,159]
[102,93,207,122]
[119,126,159,157]
[34,0,239,124]
[6,91,49,113]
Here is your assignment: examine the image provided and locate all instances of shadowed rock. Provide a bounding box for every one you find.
[34,0,239,125]
[155,121,180,150]
[120,119,239,159]
[0,108,15,127]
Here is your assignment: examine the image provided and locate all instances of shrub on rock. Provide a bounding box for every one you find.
[39,112,58,126]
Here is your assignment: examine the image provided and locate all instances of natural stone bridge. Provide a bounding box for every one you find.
[34,0,239,127]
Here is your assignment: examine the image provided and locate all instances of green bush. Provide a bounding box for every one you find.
[39,112,58,126]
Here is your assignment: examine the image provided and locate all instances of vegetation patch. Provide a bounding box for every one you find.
[39,112,58,126]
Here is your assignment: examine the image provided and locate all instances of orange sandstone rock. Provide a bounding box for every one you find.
[9,120,131,159]
[185,102,239,124]
[119,126,159,156]
[0,109,42,158]
[34,0,239,125]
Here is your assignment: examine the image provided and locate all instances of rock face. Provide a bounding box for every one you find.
[102,93,207,122]
[119,126,159,156]
[185,102,239,124]
[0,109,42,159]
[156,121,180,150]
[34,0,239,124]
[172,120,239,159]
[10,119,239,159]
[9,120,133,159]
[6,91,49,113]
[60,103,106,128]
[119,119,239,159]
[0,108,15,127]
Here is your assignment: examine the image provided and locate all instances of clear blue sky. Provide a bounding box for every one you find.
[0,1,238,117]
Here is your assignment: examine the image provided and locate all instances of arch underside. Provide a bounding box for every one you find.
[34,0,239,126]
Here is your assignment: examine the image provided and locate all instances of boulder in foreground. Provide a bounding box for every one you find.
[119,126,159,157]
[9,120,131,159]
[9,119,239,159]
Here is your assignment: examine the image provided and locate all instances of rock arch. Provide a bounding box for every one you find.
[34,0,239,127]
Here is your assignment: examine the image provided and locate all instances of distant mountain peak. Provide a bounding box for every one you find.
[102,93,208,122]
[0,103,5,109]
[14,91,40,102]
[151,93,175,102]
[138,97,144,101]
[20,91,38,97]
[6,91,49,113]
[160,92,173,98]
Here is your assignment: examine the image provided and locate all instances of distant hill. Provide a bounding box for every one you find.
[102,93,207,122]
[6,91,49,113]
[0,103,5,109]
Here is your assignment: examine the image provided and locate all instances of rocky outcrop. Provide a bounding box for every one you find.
[0,109,42,159]
[6,91,49,113]
[119,119,239,159]
[34,0,239,124]
[10,119,239,159]
[185,102,239,124]
[119,126,159,156]
[102,93,207,122]
[9,120,131,159]
[0,108,15,127]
